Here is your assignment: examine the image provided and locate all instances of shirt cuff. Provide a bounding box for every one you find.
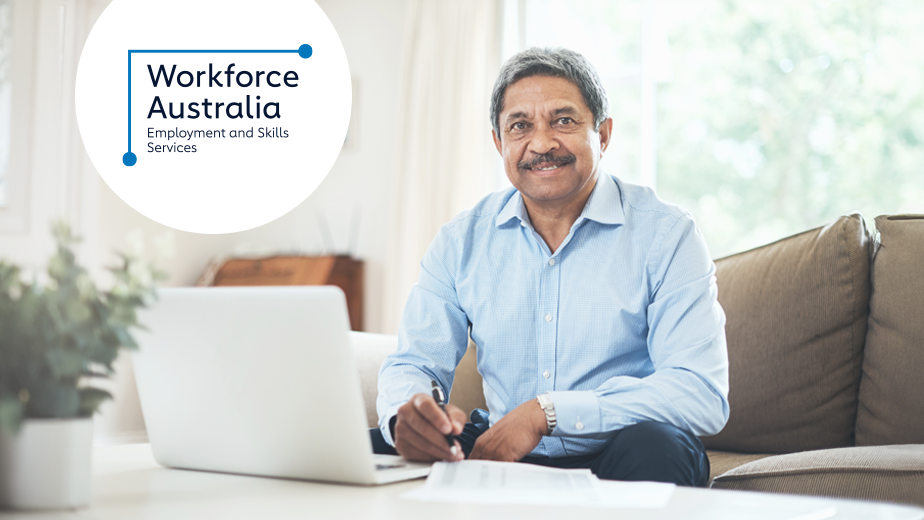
[546,390,601,436]
[379,403,403,447]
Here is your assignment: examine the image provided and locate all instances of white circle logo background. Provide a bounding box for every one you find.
[76,0,351,234]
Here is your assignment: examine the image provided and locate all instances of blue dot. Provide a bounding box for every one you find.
[123,152,137,166]
[298,44,312,59]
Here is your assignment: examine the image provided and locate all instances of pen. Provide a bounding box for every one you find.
[430,379,458,456]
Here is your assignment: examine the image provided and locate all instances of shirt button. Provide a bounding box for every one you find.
[575,421,584,431]
[543,370,550,379]
[545,314,552,322]
[548,258,555,266]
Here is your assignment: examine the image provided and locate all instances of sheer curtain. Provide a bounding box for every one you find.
[380,0,501,334]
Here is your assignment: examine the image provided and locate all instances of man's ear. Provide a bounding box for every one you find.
[598,118,614,154]
[492,129,503,155]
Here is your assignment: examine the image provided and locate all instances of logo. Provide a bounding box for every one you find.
[76,0,351,233]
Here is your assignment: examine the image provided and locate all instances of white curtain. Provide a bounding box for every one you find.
[380,0,501,334]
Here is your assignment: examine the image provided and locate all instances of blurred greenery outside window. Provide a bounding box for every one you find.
[508,0,924,258]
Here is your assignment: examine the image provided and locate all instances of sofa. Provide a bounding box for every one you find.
[352,213,924,506]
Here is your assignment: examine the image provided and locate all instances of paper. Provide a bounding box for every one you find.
[596,479,676,509]
[401,460,674,509]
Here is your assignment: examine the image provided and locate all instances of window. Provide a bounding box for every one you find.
[509,0,924,257]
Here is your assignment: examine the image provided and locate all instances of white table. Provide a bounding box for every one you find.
[1,444,921,520]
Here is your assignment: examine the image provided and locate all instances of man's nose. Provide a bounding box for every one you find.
[527,125,559,155]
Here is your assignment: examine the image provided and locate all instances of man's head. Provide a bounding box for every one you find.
[490,47,613,208]
[490,48,610,138]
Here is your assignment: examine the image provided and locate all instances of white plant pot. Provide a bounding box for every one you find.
[0,417,93,510]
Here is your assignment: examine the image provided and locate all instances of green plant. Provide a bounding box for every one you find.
[0,222,165,435]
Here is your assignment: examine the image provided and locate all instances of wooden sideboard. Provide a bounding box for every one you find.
[207,255,364,331]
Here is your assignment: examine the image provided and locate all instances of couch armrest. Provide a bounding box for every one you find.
[349,331,399,429]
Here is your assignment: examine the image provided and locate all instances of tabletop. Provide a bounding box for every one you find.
[1,444,922,520]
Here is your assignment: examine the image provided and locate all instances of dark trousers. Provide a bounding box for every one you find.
[369,410,711,487]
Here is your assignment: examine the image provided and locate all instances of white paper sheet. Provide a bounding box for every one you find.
[596,479,676,509]
[401,460,675,509]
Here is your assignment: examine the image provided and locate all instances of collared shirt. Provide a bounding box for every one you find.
[377,174,729,457]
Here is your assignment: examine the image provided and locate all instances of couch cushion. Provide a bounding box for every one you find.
[703,214,871,453]
[706,450,774,485]
[711,445,924,507]
[856,215,924,446]
[448,339,488,418]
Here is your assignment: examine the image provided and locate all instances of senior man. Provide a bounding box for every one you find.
[371,47,729,487]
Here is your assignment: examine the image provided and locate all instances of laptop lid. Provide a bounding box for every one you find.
[132,286,380,484]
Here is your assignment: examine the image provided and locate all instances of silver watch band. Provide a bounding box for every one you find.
[537,393,557,436]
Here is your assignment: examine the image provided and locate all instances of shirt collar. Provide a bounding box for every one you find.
[495,190,530,228]
[580,174,625,226]
[494,174,625,228]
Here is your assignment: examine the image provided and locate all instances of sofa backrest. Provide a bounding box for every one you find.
[856,215,924,445]
[703,214,872,454]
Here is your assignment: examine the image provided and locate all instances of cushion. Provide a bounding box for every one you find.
[711,445,924,507]
[706,450,773,485]
[703,214,871,453]
[856,215,924,445]
[448,339,488,417]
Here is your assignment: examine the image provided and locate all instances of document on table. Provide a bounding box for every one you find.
[401,460,674,508]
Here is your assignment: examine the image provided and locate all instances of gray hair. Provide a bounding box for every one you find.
[490,47,610,138]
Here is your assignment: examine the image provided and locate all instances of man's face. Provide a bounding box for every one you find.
[493,75,612,207]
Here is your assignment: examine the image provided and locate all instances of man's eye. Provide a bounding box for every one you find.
[556,117,575,125]
[510,122,527,131]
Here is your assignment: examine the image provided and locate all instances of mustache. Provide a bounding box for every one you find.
[518,153,576,170]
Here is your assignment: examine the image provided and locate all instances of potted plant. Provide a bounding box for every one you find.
[0,222,163,510]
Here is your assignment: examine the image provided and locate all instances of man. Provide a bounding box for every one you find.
[370,47,729,487]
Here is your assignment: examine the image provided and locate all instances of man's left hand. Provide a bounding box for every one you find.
[469,398,547,462]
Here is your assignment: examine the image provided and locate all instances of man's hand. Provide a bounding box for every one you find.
[469,398,547,462]
[393,393,466,462]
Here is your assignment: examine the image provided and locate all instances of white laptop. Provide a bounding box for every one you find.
[132,286,431,485]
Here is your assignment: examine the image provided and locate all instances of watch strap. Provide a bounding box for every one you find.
[537,393,557,436]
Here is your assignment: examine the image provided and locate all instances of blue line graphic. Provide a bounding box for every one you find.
[124,44,312,167]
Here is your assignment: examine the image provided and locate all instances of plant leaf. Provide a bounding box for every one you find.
[26,381,80,418]
[45,349,87,380]
[0,396,25,436]
[78,387,112,416]
[113,326,139,349]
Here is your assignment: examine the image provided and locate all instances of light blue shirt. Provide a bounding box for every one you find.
[377,174,729,457]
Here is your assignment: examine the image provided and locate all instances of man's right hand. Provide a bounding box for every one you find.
[393,393,466,462]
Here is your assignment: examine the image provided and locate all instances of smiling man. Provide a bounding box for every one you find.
[371,48,729,486]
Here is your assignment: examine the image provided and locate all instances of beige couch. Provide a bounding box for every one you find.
[353,214,924,506]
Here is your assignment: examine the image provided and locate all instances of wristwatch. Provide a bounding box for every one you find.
[536,393,557,436]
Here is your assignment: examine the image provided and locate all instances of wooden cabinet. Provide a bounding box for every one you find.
[207,255,364,331]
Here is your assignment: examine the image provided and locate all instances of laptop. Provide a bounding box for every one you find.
[132,286,432,485]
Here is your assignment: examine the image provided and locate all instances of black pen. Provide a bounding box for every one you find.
[430,379,458,456]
